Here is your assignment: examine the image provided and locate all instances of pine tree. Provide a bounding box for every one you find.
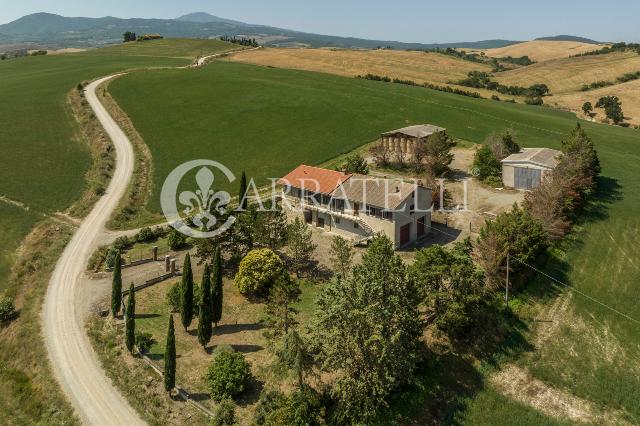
[164,315,176,393]
[111,252,122,317]
[125,283,136,353]
[211,248,224,327]
[180,253,194,331]
[198,264,213,349]
[239,171,248,210]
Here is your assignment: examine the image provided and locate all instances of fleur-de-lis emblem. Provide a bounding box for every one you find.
[178,167,230,230]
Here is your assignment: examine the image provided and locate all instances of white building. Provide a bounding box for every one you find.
[501,148,562,190]
[280,165,432,248]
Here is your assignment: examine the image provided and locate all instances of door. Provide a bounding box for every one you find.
[514,167,542,190]
[417,216,426,237]
[353,202,359,216]
[316,217,325,228]
[400,223,411,246]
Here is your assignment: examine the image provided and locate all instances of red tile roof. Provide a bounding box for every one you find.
[280,164,351,195]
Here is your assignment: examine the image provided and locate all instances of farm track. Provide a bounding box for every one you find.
[43,74,144,425]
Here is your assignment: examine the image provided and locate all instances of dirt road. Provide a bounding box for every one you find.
[43,75,144,425]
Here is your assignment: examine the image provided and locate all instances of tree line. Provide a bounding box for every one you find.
[219,35,259,47]
[453,71,550,104]
[355,74,483,98]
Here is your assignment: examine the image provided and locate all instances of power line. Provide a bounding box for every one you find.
[427,221,640,325]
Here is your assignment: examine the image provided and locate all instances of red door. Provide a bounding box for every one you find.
[400,224,411,246]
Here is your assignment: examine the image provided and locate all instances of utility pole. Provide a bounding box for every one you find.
[505,252,510,304]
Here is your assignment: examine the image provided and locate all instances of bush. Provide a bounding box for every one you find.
[135,331,155,353]
[235,248,285,297]
[205,345,251,401]
[0,297,17,324]
[135,226,154,242]
[166,282,181,312]
[105,247,120,269]
[484,175,503,188]
[167,228,187,250]
[524,96,544,106]
[253,388,323,426]
[211,398,236,426]
[113,235,131,251]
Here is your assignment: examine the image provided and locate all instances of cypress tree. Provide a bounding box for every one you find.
[239,171,248,210]
[211,248,223,327]
[164,315,176,393]
[180,252,194,331]
[197,264,213,349]
[111,252,122,317]
[125,283,136,353]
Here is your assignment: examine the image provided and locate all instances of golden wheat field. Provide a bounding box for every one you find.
[494,51,640,93]
[480,40,604,62]
[550,79,640,125]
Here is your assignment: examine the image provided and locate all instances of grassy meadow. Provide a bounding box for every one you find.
[109,61,640,423]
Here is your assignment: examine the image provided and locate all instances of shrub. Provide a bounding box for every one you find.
[205,345,251,401]
[105,247,120,269]
[135,331,155,353]
[484,175,503,188]
[166,282,181,312]
[211,398,236,426]
[113,235,131,251]
[253,387,323,426]
[167,228,187,250]
[524,96,544,106]
[0,297,17,324]
[235,248,285,297]
[135,226,154,242]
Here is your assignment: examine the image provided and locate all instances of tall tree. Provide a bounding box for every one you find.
[278,329,311,388]
[310,236,422,422]
[239,171,248,211]
[265,273,300,338]
[198,264,213,349]
[287,217,317,277]
[125,283,136,353]
[328,235,354,278]
[180,253,194,331]
[164,315,176,393]
[111,252,122,317]
[211,248,224,327]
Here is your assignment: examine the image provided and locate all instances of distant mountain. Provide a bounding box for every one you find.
[175,12,245,25]
[535,35,601,44]
[0,12,521,50]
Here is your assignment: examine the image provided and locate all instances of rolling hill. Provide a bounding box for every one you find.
[0,12,521,51]
[481,40,605,62]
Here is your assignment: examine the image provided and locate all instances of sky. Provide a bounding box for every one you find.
[2,0,638,43]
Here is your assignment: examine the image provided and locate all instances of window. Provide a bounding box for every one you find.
[354,222,359,229]
[383,211,392,220]
[335,216,341,224]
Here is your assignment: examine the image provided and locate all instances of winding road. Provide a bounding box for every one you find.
[43,74,144,426]
[42,48,260,425]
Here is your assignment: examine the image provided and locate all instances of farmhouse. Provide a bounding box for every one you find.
[280,165,432,247]
[501,147,562,190]
[380,124,446,158]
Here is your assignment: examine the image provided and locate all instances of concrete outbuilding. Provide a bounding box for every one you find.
[501,148,562,190]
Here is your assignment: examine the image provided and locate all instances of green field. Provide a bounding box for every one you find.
[0,39,233,289]
[0,39,235,423]
[109,62,640,423]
